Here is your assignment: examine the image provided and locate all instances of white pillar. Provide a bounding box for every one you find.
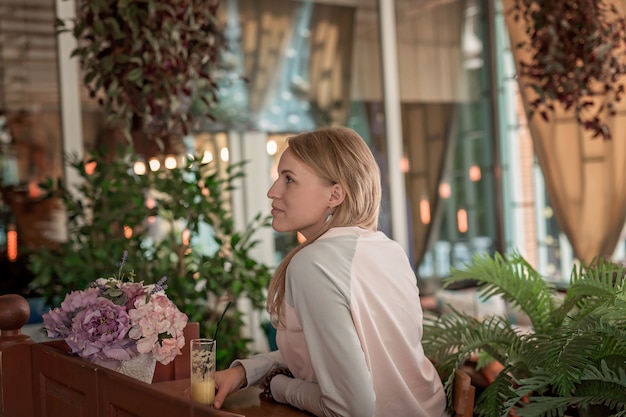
[54,0,84,241]
[55,0,84,188]
[229,130,274,354]
[378,0,409,253]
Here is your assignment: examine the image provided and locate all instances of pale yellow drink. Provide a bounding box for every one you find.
[190,338,216,405]
[191,377,216,405]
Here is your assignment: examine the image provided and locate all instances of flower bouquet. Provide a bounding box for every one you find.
[42,251,188,382]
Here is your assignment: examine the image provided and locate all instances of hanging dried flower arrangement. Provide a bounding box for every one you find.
[511,0,626,139]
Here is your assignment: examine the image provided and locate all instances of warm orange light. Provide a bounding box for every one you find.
[419,198,431,224]
[85,161,97,175]
[7,225,17,262]
[469,165,481,182]
[146,196,156,209]
[182,229,191,246]
[123,225,133,239]
[439,182,451,199]
[28,181,41,199]
[400,157,410,173]
[457,208,468,233]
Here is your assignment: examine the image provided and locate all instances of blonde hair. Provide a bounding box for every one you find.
[266,126,382,324]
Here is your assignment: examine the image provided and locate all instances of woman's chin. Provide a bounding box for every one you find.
[271,220,288,233]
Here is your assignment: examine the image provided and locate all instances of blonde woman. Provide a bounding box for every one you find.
[214,127,447,417]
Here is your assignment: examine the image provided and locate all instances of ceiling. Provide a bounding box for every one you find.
[0,0,465,112]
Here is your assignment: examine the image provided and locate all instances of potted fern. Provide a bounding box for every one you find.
[422,252,626,417]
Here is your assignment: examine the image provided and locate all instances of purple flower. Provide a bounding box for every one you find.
[43,287,100,339]
[61,287,100,312]
[65,297,135,363]
[42,307,71,339]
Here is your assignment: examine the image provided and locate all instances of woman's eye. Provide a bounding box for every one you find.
[286,176,294,183]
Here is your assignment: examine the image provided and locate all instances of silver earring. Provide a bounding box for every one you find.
[325,212,333,223]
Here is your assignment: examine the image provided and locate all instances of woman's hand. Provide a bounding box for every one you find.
[213,364,247,409]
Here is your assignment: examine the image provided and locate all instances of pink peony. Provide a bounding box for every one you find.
[128,293,188,365]
[120,281,147,311]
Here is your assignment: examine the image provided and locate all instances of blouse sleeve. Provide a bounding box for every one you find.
[231,349,287,387]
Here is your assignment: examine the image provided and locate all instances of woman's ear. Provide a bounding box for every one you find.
[329,183,346,208]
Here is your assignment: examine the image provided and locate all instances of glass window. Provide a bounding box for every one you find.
[398,0,498,285]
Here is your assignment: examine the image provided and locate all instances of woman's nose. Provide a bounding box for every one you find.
[267,181,279,199]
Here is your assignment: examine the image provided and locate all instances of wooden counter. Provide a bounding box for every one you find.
[0,294,314,417]
[152,379,314,417]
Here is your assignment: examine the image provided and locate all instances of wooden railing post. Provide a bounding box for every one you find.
[0,294,32,346]
[0,294,34,417]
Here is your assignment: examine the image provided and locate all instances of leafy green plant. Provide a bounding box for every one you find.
[28,148,272,368]
[422,252,626,417]
[57,0,224,137]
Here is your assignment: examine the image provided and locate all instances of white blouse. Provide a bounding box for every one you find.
[234,227,448,417]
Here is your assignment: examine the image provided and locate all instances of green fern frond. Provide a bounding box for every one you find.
[585,298,626,325]
[475,367,518,417]
[423,310,525,378]
[531,330,602,396]
[445,252,558,332]
[581,361,626,392]
[509,362,626,416]
[510,395,574,417]
[576,258,626,291]
[423,311,483,379]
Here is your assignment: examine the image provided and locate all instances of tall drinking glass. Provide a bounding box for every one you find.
[190,338,216,405]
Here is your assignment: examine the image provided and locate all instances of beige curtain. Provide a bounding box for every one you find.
[402,103,457,266]
[503,0,626,264]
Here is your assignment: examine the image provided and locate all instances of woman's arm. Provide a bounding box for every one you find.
[232,349,287,387]
[214,349,287,409]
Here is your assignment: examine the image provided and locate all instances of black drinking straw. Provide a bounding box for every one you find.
[212,301,232,341]
[201,301,232,379]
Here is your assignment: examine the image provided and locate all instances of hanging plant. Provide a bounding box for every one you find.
[511,0,626,139]
[57,0,225,138]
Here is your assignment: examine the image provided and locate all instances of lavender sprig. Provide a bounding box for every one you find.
[119,250,128,274]
[145,276,168,303]
[152,276,168,293]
